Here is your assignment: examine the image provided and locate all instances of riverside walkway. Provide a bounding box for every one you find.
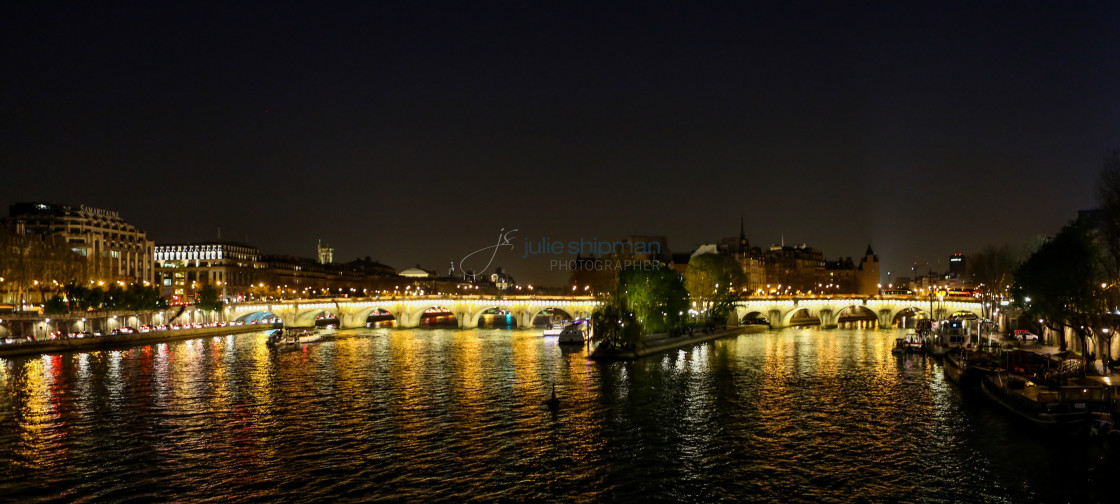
[0,324,266,358]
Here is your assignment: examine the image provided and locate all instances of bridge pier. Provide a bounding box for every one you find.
[819,309,836,329]
[518,311,531,329]
[458,309,478,329]
[769,309,785,329]
[878,310,893,329]
[396,312,420,328]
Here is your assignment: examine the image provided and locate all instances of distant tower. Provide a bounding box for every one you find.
[317,239,334,264]
[949,253,966,276]
[857,244,881,296]
[738,215,748,257]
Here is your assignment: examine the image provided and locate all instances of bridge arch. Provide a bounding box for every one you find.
[364,307,397,328]
[833,305,878,329]
[235,311,282,325]
[948,309,983,320]
[293,308,333,327]
[348,306,398,327]
[530,307,575,327]
[890,307,928,328]
[473,306,518,329]
[783,307,821,327]
[416,305,458,328]
[740,311,770,325]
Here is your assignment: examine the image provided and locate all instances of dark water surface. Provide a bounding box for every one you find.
[1,328,1114,503]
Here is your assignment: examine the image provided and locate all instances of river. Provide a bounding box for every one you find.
[0,327,1114,502]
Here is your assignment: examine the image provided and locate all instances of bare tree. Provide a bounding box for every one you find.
[968,244,1018,321]
[1096,148,1120,370]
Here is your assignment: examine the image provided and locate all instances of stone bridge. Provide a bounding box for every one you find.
[224,294,983,330]
[225,295,599,329]
[734,295,986,329]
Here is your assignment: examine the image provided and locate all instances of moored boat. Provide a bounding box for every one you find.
[981,370,1106,432]
[542,315,571,337]
[557,320,589,345]
[266,328,322,347]
[926,319,969,357]
[943,348,993,388]
[944,348,965,384]
[892,332,923,353]
[742,316,771,328]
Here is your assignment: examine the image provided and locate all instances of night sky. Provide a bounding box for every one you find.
[3,2,1119,286]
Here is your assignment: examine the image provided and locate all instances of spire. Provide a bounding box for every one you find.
[739,214,745,239]
[866,244,874,256]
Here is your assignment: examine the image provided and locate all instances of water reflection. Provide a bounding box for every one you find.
[0,327,1115,502]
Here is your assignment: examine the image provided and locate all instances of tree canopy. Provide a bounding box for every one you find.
[197,284,224,312]
[591,264,689,346]
[968,244,1019,319]
[618,265,689,335]
[1012,219,1106,351]
[685,253,746,325]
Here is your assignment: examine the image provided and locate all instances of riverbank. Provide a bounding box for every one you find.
[0,324,269,358]
[590,325,758,361]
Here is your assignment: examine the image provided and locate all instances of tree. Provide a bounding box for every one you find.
[44,295,67,315]
[197,284,224,320]
[591,263,689,346]
[103,283,126,310]
[685,253,747,325]
[968,245,1019,320]
[590,297,641,348]
[1012,219,1107,371]
[1096,148,1120,370]
[618,265,689,335]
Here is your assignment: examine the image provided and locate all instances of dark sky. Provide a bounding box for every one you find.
[3,2,1119,286]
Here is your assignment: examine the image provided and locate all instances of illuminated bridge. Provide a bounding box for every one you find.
[226,295,600,329]
[734,295,986,329]
[225,294,984,330]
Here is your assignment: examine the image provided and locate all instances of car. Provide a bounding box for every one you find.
[1014,329,1039,342]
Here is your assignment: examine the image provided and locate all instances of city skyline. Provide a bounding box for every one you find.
[1,198,974,289]
[3,3,1118,286]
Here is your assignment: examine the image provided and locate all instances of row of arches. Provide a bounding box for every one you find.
[232,300,983,330]
[737,305,983,329]
[233,306,578,330]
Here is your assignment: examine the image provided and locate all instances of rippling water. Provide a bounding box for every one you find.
[0,328,1114,502]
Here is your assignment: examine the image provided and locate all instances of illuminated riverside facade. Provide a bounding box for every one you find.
[154,241,403,302]
[2,202,154,284]
[154,242,262,302]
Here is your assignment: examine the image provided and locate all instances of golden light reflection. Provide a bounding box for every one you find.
[106,350,123,408]
[386,327,437,456]
[756,330,793,438]
[327,331,378,442]
[449,327,485,426]
[13,357,52,470]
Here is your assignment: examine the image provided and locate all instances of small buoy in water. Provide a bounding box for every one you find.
[545,384,559,410]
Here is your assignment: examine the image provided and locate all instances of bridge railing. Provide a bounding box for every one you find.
[226,294,600,307]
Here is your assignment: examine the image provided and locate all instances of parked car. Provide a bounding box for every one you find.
[1014,329,1039,342]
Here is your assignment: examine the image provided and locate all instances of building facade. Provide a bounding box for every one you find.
[154,242,262,302]
[3,202,154,284]
[949,253,966,276]
[154,242,402,302]
[763,244,826,294]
